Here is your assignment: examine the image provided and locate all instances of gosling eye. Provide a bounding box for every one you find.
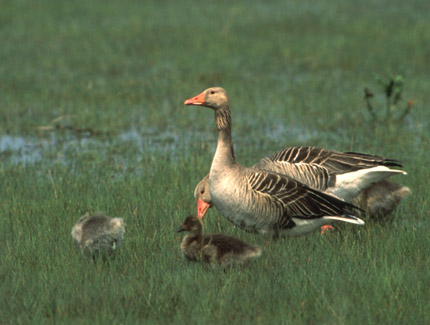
[210,90,215,95]
[200,189,204,194]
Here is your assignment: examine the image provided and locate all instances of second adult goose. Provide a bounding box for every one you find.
[194,175,410,221]
[185,87,364,236]
[194,145,410,220]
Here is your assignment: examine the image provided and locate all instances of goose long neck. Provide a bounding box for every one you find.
[213,105,236,167]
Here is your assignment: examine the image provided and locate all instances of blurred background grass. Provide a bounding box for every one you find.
[1,0,429,323]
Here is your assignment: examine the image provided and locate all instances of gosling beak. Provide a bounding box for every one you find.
[177,225,186,233]
[184,91,206,106]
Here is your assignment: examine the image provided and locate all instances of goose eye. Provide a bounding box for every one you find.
[210,90,215,94]
[200,190,204,194]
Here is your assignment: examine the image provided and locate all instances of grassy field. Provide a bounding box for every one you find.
[1,0,430,323]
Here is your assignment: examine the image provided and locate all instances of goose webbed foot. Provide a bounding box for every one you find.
[320,225,335,235]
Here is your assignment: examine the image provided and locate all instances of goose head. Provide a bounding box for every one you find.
[194,175,213,218]
[184,87,229,110]
[177,215,203,234]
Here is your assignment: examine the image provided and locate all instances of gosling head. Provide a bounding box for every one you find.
[177,215,203,234]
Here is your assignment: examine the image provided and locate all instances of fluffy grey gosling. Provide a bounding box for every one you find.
[72,213,125,259]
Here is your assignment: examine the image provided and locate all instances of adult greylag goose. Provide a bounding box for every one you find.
[194,175,410,220]
[177,215,261,267]
[72,213,125,258]
[185,87,364,236]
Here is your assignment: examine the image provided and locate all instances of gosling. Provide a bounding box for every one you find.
[177,216,261,267]
[72,213,125,259]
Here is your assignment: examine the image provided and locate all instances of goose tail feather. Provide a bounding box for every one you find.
[324,215,365,225]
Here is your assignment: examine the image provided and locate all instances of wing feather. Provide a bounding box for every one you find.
[266,146,403,174]
[247,170,358,229]
[254,157,332,191]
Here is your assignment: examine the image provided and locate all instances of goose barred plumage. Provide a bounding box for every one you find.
[267,146,402,172]
[256,147,407,201]
[195,175,410,223]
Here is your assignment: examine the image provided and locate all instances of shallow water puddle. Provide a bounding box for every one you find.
[0,129,211,166]
[1,134,48,165]
[0,122,350,166]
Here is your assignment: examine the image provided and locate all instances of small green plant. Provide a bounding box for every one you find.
[364,74,413,124]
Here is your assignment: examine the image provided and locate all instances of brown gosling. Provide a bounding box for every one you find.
[71,213,125,259]
[177,215,261,268]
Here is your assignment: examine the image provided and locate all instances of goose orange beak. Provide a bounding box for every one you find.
[197,198,211,219]
[184,91,206,106]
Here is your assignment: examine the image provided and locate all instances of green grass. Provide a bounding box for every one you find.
[1,0,430,323]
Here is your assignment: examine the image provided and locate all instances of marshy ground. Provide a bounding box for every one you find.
[1,0,429,323]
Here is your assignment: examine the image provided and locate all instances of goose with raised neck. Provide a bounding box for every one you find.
[185,87,364,236]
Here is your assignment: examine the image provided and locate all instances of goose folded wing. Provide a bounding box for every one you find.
[247,170,357,220]
[268,146,334,165]
[331,151,403,170]
[255,157,333,191]
[267,146,403,174]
